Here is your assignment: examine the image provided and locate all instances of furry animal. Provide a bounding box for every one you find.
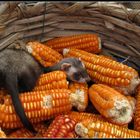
[43,57,91,83]
[0,48,43,134]
[0,42,90,134]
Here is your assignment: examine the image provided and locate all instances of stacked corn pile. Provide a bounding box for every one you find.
[0,1,140,138]
[0,33,139,138]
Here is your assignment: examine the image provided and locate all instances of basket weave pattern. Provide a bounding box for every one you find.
[0,2,140,138]
[0,2,140,70]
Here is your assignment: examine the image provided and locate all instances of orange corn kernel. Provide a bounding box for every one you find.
[43,115,77,138]
[34,71,68,91]
[26,41,63,67]
[69,82,88,111]
[63,48,140,95]
[67,111,128,128]
[134,85,140,132]
[67,111,105,122]
[89,84,133,125]
[75,120,140,138]
[0,89,72,129]
[45,34,101,53]
[8,123,48,138]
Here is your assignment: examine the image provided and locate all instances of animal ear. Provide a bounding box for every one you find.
[78,58,85,68]
[61,63,71,71]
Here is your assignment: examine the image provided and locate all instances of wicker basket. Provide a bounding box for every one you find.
[0,1,140,137]
[0,1,140,72]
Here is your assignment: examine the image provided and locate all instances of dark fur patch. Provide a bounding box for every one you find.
[0,48,43,133]
[44,57,91,83]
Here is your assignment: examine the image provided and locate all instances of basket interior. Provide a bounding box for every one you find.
[0,2,140,71]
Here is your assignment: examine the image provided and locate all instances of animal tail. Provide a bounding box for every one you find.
[5,73,37,134]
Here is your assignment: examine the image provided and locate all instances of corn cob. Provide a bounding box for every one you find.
[63,48,140,95]
[67,111,128,128]
[8,123,48,138]
[26,41,63,67]
[33,71,68,91]
[0,128,6,138]
[75,120,140,138]
[8,128,33,138]
[0,88,87,129]
[134,85,140,132]
[0,89,72,129]
[88,84,133,125]
[67,111,106,122]
[99,55,115,61]
[65,131,78,138]
[43,115,77,138]
[69,82,88,111]
[45,34,101,53]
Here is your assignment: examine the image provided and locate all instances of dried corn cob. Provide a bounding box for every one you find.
[66,131,78,138]
[67,111,128,128]
[0,128,6,138]
[0,89,72,129]
[67,111,106,122]
[43,115,77,138]
[26,41,63,67]
[63,48,140,95]
[34,123,50,138]
[134,86,140,132]
[75,120,140,138]
[33,71,68,91]
[8,123,48,138]
[8,128,34,138]
[99,55,115,61]
[88,84,133,125]
[69,82,88,111]
[0,88,87,129]
[45,34,101,53]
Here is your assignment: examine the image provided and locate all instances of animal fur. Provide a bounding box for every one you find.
[43,57,91,83]
[0,47,43,133]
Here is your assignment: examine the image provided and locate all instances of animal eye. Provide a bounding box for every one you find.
[73,73,81,81]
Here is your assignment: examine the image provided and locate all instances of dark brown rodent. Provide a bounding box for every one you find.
[0,48,43,134]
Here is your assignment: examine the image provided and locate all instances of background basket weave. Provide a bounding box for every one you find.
[122,2,140,9]
[0,1,140,71]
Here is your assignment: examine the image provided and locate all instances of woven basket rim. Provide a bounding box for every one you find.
[0,1,140,70]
